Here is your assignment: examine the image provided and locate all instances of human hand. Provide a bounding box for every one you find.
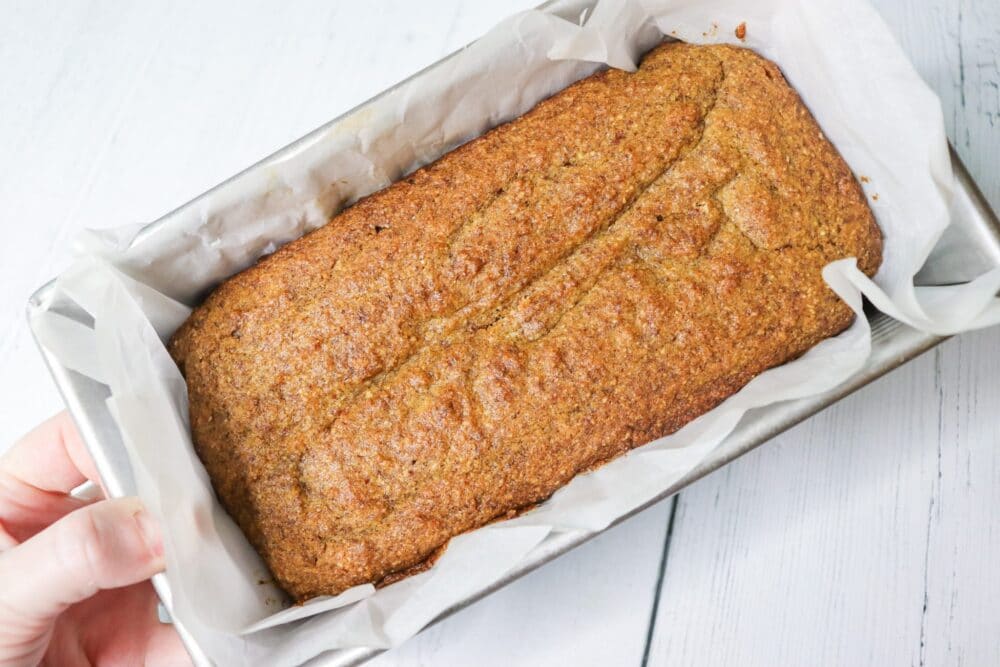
[0,413,190,666]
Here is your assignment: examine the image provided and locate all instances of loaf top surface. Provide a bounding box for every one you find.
[170,42,881,600]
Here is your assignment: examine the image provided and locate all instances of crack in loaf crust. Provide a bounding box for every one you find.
[169,43,882,601]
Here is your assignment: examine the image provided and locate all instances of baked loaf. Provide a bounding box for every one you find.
[170,42,881,601]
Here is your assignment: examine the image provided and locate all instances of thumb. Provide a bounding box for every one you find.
[0,497,164,624]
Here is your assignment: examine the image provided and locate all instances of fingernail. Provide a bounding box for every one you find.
[132,505,164,559]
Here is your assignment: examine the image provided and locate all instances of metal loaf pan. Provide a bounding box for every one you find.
[26,4,1000,665]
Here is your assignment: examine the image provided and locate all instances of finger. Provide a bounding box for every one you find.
[0,477,95,547]
[2,412,100,492]
[55,582,192,667]
[0,413,104,545]
[0,497,164,626]
[145,622,192,667]
[0,523,17,551]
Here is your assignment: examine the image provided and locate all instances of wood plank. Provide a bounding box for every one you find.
[0,0,539,438]
[647,3,1000,662]
[647,329,1000,665]
[370,500,673,667]
[871,0,1000,212]
[0,2,668,664]
[647,344,942,665]
[922,329,1000,666]
[2,2,996,666]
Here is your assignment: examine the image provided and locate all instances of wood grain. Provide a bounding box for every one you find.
[872,0,1000,212]
[646,331,1000,666]
[370,502,672,667]
[0,0,542,441]
[0,2,996,666]
[645,2,1000,664]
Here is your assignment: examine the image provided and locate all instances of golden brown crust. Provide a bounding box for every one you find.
[169,43,881,601]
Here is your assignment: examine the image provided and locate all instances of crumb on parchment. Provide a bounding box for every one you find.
[735,22,747,40]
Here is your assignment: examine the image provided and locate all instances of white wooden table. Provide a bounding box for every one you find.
[1,2,997,665]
